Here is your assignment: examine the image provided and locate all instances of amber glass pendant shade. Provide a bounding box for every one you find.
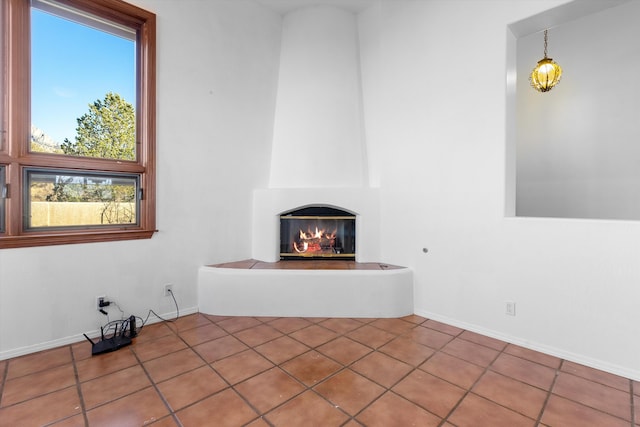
[530,57,562,92]
[530,29,562,93]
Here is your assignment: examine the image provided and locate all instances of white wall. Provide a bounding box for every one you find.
[0,0,282,359]
[358,0,640,380]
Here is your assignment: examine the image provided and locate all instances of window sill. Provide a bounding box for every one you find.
[0,229,156,249]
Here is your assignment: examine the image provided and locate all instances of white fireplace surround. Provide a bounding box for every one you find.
[197,6,414,319]
[252,188,381,262]
[196,186,415,318]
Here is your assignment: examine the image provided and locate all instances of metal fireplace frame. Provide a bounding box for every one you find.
[279,206,356,260]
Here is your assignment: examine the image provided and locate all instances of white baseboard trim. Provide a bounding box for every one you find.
[0,306,199,361]
[415,309,640,382]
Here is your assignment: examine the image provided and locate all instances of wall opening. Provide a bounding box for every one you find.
[506,0,640,220]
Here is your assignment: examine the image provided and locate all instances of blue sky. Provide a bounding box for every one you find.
[31,8,135,145]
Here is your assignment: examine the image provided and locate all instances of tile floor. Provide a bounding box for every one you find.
[0,313,637,426]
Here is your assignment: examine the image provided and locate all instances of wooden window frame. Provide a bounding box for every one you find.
[0,0,156,249]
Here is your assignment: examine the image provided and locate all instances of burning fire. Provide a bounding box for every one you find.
[293,226,337,253]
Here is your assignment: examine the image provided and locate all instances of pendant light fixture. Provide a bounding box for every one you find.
[530,29,562,93]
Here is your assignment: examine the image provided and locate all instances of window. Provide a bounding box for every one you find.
[25,169,140,229]
[0,0,156,248]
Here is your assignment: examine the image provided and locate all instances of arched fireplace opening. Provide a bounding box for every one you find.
[280,206,356,260]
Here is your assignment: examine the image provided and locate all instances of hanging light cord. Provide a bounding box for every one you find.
[543,29,549,58]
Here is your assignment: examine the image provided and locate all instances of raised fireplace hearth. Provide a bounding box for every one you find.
[280,206,355,260]
[198,260,414,318]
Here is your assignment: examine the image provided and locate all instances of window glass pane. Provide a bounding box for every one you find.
[26,170,139,229]
[0,166,5,233]
[30,3,136,160]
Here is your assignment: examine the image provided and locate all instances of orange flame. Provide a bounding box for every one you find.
[293,226,337,253]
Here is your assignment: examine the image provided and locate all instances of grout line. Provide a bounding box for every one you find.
[535,359,562,426]
[0,358,7,408]
[134,333,186,426]
[354,317,491,424]
[174,315,272,426]
[342,320,451,423]
[546,363,633,424]
[244,317,335,424]
[69,345,90,427]
[306,321,412,424]
[254,317,417,424]
[436,339,508,426]
[630,380,635,427]
[335,319,444,423]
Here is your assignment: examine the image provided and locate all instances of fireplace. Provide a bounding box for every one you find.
[201,192,413,317]
[280,206,356,260]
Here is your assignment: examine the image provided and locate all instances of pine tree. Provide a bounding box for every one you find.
[61,92,135,161]
[47,93,137,224]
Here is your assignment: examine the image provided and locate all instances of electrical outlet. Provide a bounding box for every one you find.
[96,296,106,310]
[505,301,516,316]
[164,284,173,297]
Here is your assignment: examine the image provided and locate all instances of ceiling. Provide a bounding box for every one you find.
[255,0,374,14]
